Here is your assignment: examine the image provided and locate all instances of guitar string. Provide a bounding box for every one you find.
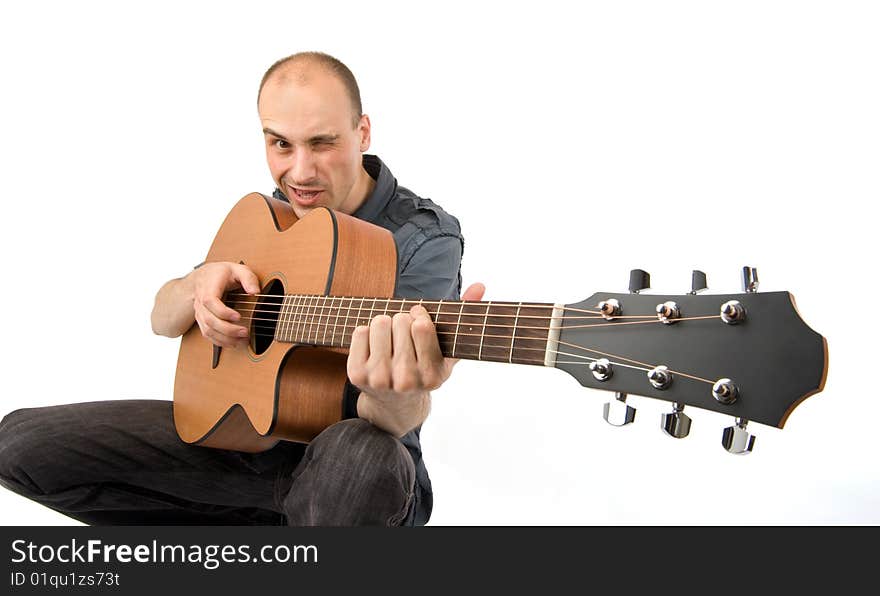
[233,299,720,383]
[238,322,713,383]
[223,293,704,321]
[216,295,722,385]
[227,303,657,321]
[231,309,720,331]
[225,293,634,317]
[217,335,713,384]
[231,318,717,384]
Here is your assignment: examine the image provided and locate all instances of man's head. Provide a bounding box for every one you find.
[257,52,373,218]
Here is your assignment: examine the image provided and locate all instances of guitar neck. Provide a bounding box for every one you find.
[269,295,560,366]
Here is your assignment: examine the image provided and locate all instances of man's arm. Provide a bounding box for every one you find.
[346,234,482,437]
[150,262,261,345]
[349,283,484,438]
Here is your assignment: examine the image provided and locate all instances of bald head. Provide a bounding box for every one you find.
[258,52,363,128]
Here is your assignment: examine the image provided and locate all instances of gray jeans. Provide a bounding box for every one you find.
[0,400,416,526]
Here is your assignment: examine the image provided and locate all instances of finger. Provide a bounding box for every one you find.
[195,304,238,348]
[347,325,370,386]
[368,315,393,361]
[461,282,486,302]
[409,306,445,387]
[204,293,244,324]
[367,315,393,389]
[232,264,262,295]
[203,296,249,337]
[390,312,419,391]
[391,312,417,362]
[197,307,247,348]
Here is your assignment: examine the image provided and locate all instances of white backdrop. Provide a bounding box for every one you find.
[1,1,877,525]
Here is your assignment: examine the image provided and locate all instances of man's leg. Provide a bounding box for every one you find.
[280,418,416,526]
[0,399,303,525]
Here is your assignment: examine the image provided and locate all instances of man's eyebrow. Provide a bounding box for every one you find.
[262,128,340,144]
[309,134,340,143]
[262,127,287,140]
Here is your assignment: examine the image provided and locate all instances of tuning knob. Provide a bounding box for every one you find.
[628,269,650,294]
[603,392,636,426]
[742,266,759,293]
[590,358,613,381]
[690,270,707,295]
[661,403,691,438]
[722,418,755,454]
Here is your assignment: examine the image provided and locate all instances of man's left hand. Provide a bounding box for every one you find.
[347,282,486,436]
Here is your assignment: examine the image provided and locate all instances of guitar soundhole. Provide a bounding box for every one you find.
[252,279,284,355]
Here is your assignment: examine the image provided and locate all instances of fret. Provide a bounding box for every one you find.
[322,296,333,346]
[300,294,311,344]
[309,296,323,346]
[291,294,301,344]
[287,294,298,343]
[509,302,522,363]
[306,295,318,345]
[478,301,491,361]
[369,298,378,326]
[331,296,342,348]
[401,298,410,315]
[434,300,454,356]
[280,294,293,342]
[296,295,306,344]
[456,302,500,361]
[281,294,294,343]
[293,294,304,343]
[343,297,356,347]
[511,305,553,365]
[452,301,466,358]
[274,294,285,342]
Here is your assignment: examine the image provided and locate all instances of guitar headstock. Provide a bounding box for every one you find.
[554,268,828,453]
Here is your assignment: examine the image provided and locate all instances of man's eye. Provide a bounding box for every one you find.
[273,139,289,149]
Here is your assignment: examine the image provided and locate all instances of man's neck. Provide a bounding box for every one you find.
[339,163,377,215]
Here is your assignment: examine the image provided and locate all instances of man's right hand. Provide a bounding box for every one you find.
[189,262,262,348]
[151,261,261,344]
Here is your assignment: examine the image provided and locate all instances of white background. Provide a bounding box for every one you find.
[0,1,877,525]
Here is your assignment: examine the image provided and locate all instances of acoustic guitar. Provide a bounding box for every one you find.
[173,192,828,454]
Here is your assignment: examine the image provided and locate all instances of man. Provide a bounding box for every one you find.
[0,51,483,526]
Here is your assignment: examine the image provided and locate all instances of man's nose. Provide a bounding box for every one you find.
[288,148,317,184]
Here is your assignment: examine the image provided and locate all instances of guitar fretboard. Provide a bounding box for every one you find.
[266,295,556,366]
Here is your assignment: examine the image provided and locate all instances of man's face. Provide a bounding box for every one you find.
[258,70,371,218]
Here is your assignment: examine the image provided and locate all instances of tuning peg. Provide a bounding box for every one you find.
[742,266,759,293]
[628,269,650,294]
[660,403,691,438]
[603,392,636,426]
[690,270,707,295]
[722,418,755,454]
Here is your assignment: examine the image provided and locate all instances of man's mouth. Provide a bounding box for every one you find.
[288,185,323,206]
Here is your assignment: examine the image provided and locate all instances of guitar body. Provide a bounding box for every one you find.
[173,193,397,452]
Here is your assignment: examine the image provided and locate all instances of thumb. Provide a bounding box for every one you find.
[234,264,262,295]
[461,282,486,302]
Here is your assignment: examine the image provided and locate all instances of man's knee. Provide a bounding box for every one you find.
[284,419,417,526]
[310,418,414,475]
[0,408,45,493]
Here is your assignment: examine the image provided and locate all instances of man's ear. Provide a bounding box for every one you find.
[358,114,371,152]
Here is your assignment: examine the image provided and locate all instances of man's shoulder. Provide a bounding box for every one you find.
[381,185,462,239]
